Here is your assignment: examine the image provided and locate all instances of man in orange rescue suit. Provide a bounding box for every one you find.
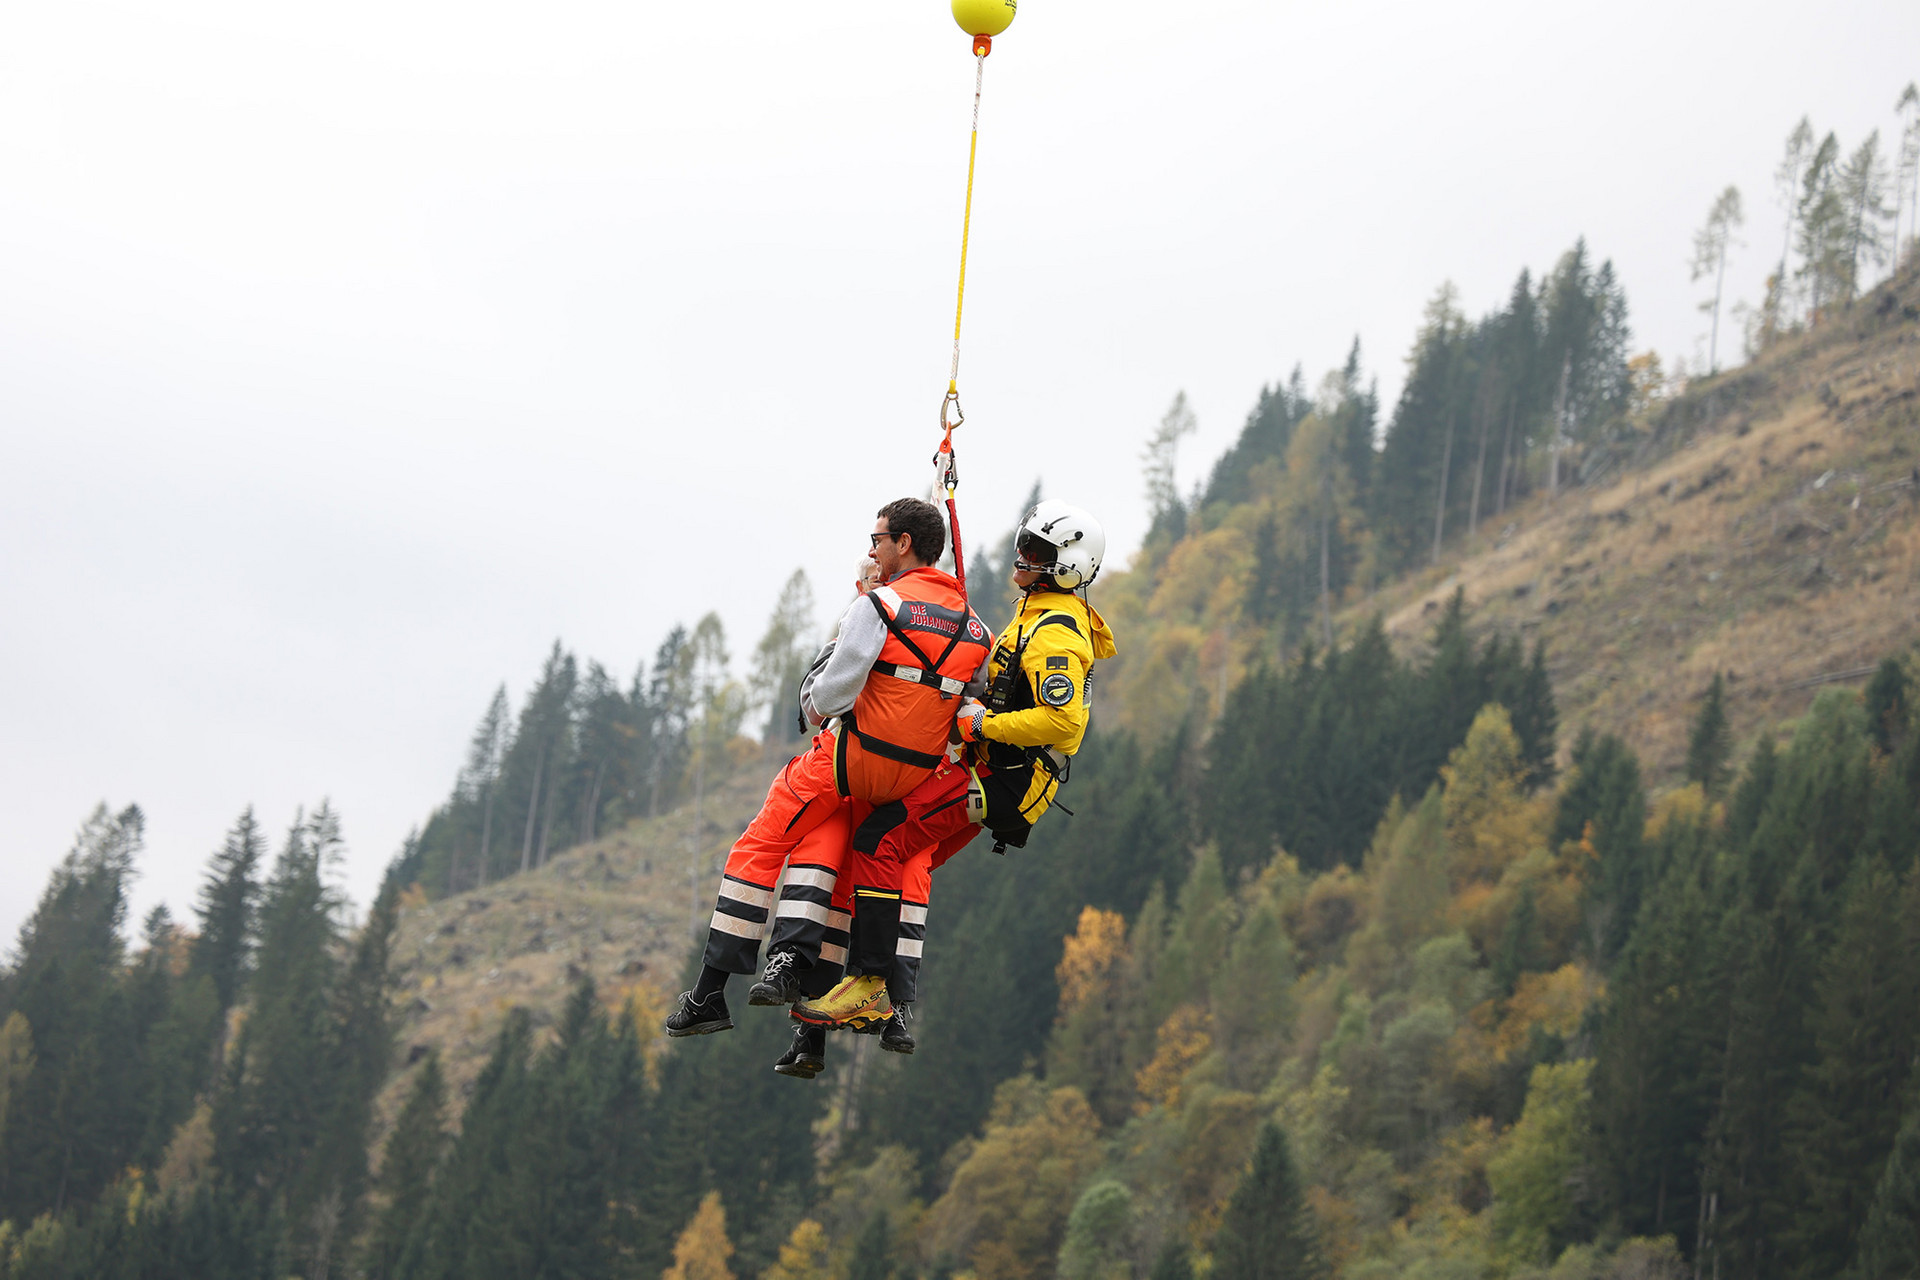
[793,499,1116,1031]
[665,497,992,1037]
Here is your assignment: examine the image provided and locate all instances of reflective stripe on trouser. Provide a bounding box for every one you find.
[888,822,976,1004]
[700,738,841,974]
[766,798,861,996]
[847,759,981,982]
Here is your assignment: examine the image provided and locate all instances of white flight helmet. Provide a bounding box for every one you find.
[1014,500,1106,591]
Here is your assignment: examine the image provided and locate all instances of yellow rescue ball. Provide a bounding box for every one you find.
[952,0,1016,39]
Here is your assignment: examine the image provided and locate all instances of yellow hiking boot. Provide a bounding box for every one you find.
[792,974,893,1029]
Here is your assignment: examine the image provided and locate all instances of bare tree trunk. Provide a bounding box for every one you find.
[1495,393,1517,516]
[1319,509,1334,651]
[1431,406,1456,565]
[1550,352,1571,502]
[687,723,708,939]
[519,746,546,876]
[1468,373,1496,537]
[1710,247,1728,373]
[582,757,609,845]
[477,782,494,888]
[535,754,560,867]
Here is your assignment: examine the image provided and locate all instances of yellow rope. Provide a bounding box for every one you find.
[947,50,987,400]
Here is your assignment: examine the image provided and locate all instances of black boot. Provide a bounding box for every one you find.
[773,1023,827,1078]
[664,989,733,1038]
[879,1005,916,1055]
[748,949,806,1007]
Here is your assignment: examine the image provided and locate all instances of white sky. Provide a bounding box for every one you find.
[4,0,1916,944]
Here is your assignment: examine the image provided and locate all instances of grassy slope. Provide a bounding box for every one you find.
[382,752,772,1109]
[1371,265,1920,775]
[378,265,1920,1118]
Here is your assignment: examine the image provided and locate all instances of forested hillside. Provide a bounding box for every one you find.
[4,227,1918,1279]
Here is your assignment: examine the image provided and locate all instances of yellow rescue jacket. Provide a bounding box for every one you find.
[971,588,1117,829]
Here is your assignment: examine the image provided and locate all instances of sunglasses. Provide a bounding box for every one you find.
[870,531,905,547]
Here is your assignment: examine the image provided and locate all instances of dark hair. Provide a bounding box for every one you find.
[877,498,947,566]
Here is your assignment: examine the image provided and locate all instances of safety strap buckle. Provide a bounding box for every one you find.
[875,660,967,698]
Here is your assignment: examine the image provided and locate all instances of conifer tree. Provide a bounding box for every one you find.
[1150,1238,1195,1280]
[1729,735,1779,848]
[190,807,265,1013]
[1785,857,1920,1277]
[1212,1122,1326,1280]
[846,1210,897,1280]
[365,1053,447,1280]
[750,569,817,742]
[1852,1094,1920,1280]
[1686,673,1733,797]
[1509,639,1559,789]
[1553,731,1646,960]
[217,808,340,1210]
[463,685,511,886]
[296,875,402,1277]
[1865,657,1910,755]
[1692,187,1744,374]
[0,803,144,1223]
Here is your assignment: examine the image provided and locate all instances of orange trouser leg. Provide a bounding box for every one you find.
[847,760,979,977]
[701,737,841,974]
[764,796,872,998]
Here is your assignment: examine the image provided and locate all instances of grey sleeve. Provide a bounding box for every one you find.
[964,648,992,699]
[806,596,888,720]
[796,640,837,728]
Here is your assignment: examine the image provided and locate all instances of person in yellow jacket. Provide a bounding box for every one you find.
[792,500,1117,1033]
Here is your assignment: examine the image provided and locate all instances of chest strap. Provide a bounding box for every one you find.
[873,660,970,697]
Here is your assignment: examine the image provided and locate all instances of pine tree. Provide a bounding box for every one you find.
[1692,187,1745,374]
[1865,658,1910,755]
[1150,1238,1195,1280]
[1212,1122,1326,1280]
[1729,735,1779,848]
[1784,857,1920,1278]
[1508,639,1559,790]
[365,1053,447,1280]
[0,803,144,1222]
[1554,731,1647,961]
[1852,1092,1920,1280]
[1838,132,1893,302]
[296,875,403,1278]
[1686,673,1733,797]
[216,808,341,1209]
[1798,133,1849,321]
[846,1210,897,1280]
[750,570,818,742]
[190,807,265,1012]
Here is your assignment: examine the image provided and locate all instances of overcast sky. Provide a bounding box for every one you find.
[4,0,1916,944]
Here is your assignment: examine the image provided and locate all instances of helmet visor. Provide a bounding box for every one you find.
[1015,529,1059,568]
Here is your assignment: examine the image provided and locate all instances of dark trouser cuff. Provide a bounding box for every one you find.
[849,891,903,977]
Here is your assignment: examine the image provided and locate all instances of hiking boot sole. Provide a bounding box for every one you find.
[792,1005,891,1030]
[747,980,801,1007]
[880,1033,916,1055]
[665,1015,734,1038]
[773,1055,825,1078]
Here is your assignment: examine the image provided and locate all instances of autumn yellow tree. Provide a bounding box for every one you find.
[922,1077,1103,1280]
[1049,907,1138,1124]
[762,1219,829,1280]
[665,1191,736,1280]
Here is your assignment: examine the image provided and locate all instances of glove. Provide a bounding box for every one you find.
[955,698,988,744]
